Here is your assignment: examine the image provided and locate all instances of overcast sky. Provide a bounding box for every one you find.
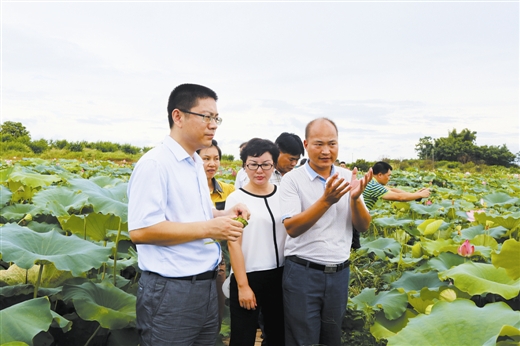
[2,1,518,162]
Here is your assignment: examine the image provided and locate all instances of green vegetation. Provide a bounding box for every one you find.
[415,128,518,167]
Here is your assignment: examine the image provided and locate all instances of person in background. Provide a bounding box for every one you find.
[197,139,236,329]
[299,158,307,166]
[339,161,347,168]
[363,161,431,210]
[234,141,251,189]
[128,83,249,346]
[226,138,286,346]
[280,117,372,346]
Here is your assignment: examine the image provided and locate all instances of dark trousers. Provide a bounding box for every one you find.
[229,267,285,346]
[136,271,219,346]
[282,259,350,346]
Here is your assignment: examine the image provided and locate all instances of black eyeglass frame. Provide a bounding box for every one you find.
[178,109,222,125]
[246,163,274,171]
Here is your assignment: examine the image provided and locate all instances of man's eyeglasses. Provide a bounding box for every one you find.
[179,109,222,125]
[246,163,274,171]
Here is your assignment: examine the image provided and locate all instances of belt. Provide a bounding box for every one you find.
[145,269,218,281]
[286,256,350,274]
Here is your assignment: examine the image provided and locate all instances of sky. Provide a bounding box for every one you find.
[2,0,519,162]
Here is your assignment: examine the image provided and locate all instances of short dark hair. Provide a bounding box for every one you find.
[275,132,304,157]
[300,158,307,165]
[305,117,338,139]
[167,84,218,128]
[240,138,280,165]
[196,139,222,160]
[372,161,393,175]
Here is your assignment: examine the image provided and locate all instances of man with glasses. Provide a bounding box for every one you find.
[128,83,250,346]
[280,117,372,346]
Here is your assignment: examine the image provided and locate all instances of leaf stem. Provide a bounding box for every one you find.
[113,219,122,286]
[33,264,44,299]
[84,324,102,346]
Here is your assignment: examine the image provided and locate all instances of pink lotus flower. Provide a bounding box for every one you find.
[425,200,432,205]
[466,209,485,222]
[482,181,486,185]
[458,240,474,257]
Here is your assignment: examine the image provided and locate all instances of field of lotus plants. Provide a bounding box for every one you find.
[0,158,519,346]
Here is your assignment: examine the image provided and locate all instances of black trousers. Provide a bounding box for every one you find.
[229,267,285,346]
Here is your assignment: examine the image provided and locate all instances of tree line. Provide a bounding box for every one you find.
[415,128,518,167]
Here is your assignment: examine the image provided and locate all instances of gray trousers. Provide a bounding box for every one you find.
[136,271,219,346]
[282,259,350,346]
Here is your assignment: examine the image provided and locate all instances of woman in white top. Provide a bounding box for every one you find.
[226,138,286,346]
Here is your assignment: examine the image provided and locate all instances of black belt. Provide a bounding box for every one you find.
[287,256,350,273]
[145,269,218,281]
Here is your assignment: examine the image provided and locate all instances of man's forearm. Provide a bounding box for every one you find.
[351,198,371,232]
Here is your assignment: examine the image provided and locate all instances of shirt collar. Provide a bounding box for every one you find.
[212,177,223,195]
[163,135,202,165]
[304,161,336,182]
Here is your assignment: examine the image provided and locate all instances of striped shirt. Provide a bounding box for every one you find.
[362,179,388,210]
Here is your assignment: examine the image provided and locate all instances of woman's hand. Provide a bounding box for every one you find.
[238,285,257,310]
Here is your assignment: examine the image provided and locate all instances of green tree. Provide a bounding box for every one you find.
[415,136,434,160]
[28,139,49,154]
[0,121,31,143]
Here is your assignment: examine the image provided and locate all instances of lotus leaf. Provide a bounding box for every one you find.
[25,221,61,233]
[0,224,111,276]
[370,309,418,341]
[0,185,12,206]
[439,262,520,299]
[350,288,408,320]
[59,213,127,242]
[0,284,61,298]
[410,203,443,216]
[482,192,519,207]
[358,238,401,259]
[0,297,69,344]
[417,219,444,236]
[32,187,90,217]
[419,237,454,256]
[427,252,465,272]
[0,263,76,288]
[386,300,520,346]
[472,234,498,249]
[390,271,447,292]
[68,179,128,223]
[62,281,136,329]
[8,170,62,189]
[483,324,520,346]
[374,217,414,228]
[476,213,520,231]
[0,204,40,223]
[459,225,508,240]
[492,239,520,280]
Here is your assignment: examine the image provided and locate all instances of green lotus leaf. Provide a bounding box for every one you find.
[50,310,73,333]
[386,300,520,346]
[427,252,465,272]
[484,215,520,231]
[0,204,40,223]
[0,284,62,298]
[350,288,408,320]
[388,254,423,268]
[8,170,62,189]
[358,238,401,259]
[371,309,418,341]
[483,324,520,346]
[62,281,136,330]
[0,297,69,344]
[472,234,498,249]
[439,262,520,299]
[32,187,90,217]
[459,225,508,240]
[25,221,61,234]
[374,217,414,228]
[59,213,127,242]
[410,203,443,216]
[0,263,76,288]
[417,219,444,236]
[492,239,520,280]
[419,237,455,256]
[391,202,410,211]
[482,192,519,207]
[1,342,29,346]
[461,193,478,203]
[88,176,125,188]
[68,179,128,223]
[0,185,12,206]
[0,224,111,276]
[391,271,448,293]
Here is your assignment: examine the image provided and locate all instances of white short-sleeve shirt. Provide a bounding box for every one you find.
[127,135,220,277]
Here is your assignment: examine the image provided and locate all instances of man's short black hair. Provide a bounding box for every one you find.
[196,139,222,160]
[240,138,280,165]
[167,84,218,128]
[275,132,304,157]
[372,161,393,175]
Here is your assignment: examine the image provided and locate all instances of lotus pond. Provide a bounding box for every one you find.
[0,158,519,346]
